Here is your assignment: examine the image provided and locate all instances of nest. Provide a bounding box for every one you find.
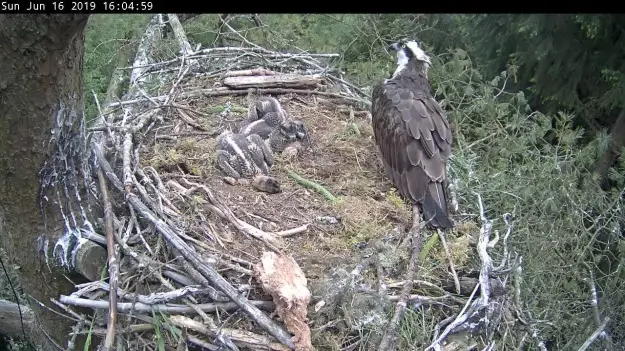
[53,15,522,351]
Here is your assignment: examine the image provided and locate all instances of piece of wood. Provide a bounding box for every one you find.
[0,299,63,349]
[224,68,279,78]
[73,240,108,281]
[223,74,323,89]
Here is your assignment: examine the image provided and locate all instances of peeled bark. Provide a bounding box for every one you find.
[0,14,91,350]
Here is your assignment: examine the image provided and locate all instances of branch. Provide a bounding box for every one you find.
[96,167,119,350]
[377,207,426,351]
[58,296,274,315]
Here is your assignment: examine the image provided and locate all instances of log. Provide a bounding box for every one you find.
[130,14,163,85]
[224,68,279,78]
[73,240,108,281]
[223,74,323,89]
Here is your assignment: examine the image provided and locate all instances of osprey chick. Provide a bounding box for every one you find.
[371,39,454,229]
[246,96,289,127]
[240,96,311,153]
[216,131,274,179]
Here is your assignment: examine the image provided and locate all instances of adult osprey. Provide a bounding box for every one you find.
[371,39,454,229]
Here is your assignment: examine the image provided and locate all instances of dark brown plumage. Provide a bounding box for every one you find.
[371,40,454,229]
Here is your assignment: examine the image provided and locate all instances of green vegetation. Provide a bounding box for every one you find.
[0,13,616,350]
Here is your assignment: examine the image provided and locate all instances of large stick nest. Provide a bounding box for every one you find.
[55,14,524,351]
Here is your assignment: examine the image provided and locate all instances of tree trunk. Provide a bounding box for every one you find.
[595,107,625,186]
[0,14,91,350]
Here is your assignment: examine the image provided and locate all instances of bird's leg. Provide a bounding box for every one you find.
[437,228,461,295]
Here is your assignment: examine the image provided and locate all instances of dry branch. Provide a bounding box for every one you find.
[166,14,193,56]
[0,300,35,342]
[130,14,163,85]
[378,211,426,351]
[223,74,323,89]
[170,315,290,351]
[59,295,274,314]
[96,167,119,350]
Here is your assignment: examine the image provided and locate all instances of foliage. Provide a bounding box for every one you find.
[463,14,625,131]
[83,14,150,120]
[432,46,625,349]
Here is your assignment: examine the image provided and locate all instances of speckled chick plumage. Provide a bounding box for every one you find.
[239,95,311,154]
[247,96,288,127]
[216,131,275,179]
[240,119,308,153]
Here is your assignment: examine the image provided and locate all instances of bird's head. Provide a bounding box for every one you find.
[388,39,431,77]
[278,121,299,141]
[279,120,311,144]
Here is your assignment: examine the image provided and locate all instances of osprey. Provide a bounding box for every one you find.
[371,39,454,229]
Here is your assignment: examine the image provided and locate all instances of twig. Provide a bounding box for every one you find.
[426,284,480,351]
[437,229,461,295]
[577,318,610,351]
[82,281,217,305]
[169,315,289,351]
[377,207,426,351]
[58,295,274,314]
[96,167,118,350]
[107,87,369,108]
[180,179,284,250]
[273,224,310,237]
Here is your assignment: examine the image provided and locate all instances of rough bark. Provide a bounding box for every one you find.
[0,14,91,350]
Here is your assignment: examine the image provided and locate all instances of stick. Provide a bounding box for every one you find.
[107,87,369,108]
[223,74,323,89]
[577,318,610,351]
[437,229,461,294]
[96,167,118,350]
[58,296,274,315]
[377,206,425,351]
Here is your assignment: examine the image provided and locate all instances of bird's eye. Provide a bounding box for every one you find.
[401,44,406,49]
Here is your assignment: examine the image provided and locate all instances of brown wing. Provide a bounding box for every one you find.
[372,81,453,228]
